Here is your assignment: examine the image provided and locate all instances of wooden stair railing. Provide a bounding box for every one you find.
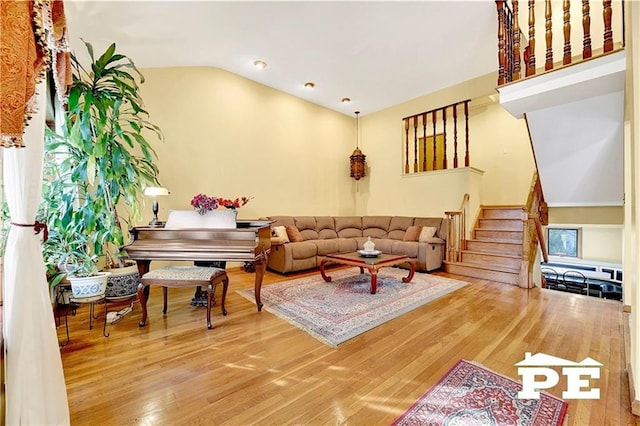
[496,0,621,85]
[445,193,470,262]
[519,172,548,287]
[403,100,471,175]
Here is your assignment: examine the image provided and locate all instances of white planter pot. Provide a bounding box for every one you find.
[68,272,110,299]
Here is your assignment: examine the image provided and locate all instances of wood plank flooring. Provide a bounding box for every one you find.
[58,267,638,425]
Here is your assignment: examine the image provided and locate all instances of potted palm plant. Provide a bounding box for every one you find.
[42,41,163,298]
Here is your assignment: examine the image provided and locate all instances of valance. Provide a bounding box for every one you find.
[0,0,71,148]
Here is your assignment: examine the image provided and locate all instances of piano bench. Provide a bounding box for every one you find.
[138,266,229,329]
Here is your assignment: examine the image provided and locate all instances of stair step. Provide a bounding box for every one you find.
[466,239,522,255]
[460,250,522,269]
[481,205,526,219]
[445,261,520,285]
[477,218,524,230]
[474,229,523,242]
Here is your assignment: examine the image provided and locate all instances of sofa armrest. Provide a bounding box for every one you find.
[271,236,289,245]
[421,237,445,245]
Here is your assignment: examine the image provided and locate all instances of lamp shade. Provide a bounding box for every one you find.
[143,187,169,197]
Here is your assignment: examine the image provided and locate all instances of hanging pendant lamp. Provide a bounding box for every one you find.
[350,111,366,180]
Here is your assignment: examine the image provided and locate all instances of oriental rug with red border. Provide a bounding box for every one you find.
[392,359,568,426]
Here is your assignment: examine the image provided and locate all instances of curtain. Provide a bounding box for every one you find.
[3,81,69,425]
[1,0,71,423]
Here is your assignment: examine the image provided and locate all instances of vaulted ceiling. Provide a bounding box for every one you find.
[64,1,499,116]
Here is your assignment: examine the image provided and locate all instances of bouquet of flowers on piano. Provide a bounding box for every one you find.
[191,193,252,215]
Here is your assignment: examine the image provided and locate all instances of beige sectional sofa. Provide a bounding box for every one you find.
[264,216,448,274]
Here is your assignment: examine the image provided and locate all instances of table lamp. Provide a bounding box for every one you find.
[144,186,170,227]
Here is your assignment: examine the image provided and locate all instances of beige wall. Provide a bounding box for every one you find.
[137,67,537,225]
[549,206,624,224]
[357,72,536,218]
[137,67,356,223]
[547,206,624,263]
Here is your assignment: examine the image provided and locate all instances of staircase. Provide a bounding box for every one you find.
[445,206,525,285]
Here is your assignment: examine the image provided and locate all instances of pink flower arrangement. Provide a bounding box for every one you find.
[191,194,252,215]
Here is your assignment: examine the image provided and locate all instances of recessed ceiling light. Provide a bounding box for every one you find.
[304,82,315,89]
[253,60,267,69]
[341,97,351,103]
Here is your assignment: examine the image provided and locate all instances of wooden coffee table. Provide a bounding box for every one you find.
[319,252,415,294]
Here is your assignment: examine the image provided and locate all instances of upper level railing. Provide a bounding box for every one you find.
[402,99,471,175]
[496,0,624,86]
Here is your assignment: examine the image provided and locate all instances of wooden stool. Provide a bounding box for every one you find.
[138,266,229,329]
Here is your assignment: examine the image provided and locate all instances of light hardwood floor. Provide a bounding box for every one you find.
[58,266,638,425]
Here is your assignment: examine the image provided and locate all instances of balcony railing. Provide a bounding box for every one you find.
[402,99,471,175]
[496,0,624,86]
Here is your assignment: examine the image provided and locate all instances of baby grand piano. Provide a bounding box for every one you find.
[124,220,272,318]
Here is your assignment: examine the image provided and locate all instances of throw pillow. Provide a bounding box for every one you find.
[272,226,290,243]
[286,225,304,242]
[419,226,438,242]
[403,225,422,242]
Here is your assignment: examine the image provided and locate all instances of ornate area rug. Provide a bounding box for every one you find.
[237,268,467,348]
[392,359,568,426]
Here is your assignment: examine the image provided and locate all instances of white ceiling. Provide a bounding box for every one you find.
[63,0,499,116]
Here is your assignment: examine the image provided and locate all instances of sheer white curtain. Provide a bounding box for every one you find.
[3,81,69,424]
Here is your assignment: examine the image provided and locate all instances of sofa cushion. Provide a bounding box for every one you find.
[289,241,318,259]
[368,238,394,253]
[335,238,358,253]
[362,216,391,238]
[312,239,340,255]
[388,217,415,240]
[414,217,445,238]
[286,225,304,242]
[335,216,363,238]
[391,241,420,258]
[295,216,320,240]
[272,226,290,242]
[418,226,438,242]
[403,225,422,241]
[316,216,338,239]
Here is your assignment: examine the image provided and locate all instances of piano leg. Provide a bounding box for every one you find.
[137,283,149,327]
[254,256,267,311]
[206,283,213,329]
[136,260,151,327]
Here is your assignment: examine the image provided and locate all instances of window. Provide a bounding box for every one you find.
[547,227,581,258]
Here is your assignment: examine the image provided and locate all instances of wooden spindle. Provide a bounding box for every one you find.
[603,0,613,52]
[563,0,572,65]
[582,0,592,59]
[432,110,437,171]
[496,1,507,85]
[527,0,536,76]
[545,0,553,70]
[512,0,521,81]
[453,103,459,169]
[404,119,409,174]
[422,113,427,172]
[464,101,470,167]
[442,108,447,170]
[413,116,418,173]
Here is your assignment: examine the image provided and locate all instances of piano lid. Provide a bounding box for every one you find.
[125,219,273,262]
